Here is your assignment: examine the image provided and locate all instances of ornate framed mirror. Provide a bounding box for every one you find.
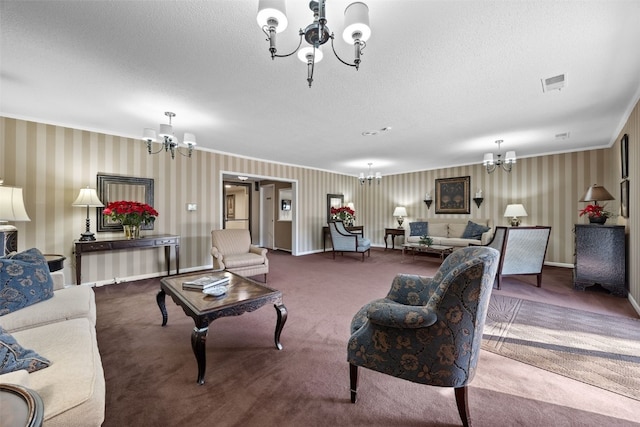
[96,173,155,232]
[326,193,344,223]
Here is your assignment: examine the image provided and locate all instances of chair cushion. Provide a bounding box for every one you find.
[462,221,491,240]
[409,222,428,236]
[223,253,265,268]
[0,248,55,315]
[357,238,371,252]
[0,325,51,374]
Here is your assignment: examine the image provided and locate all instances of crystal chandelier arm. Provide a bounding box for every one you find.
[176,145,195,158]
[145,140,165,155]
[262,27,305,59]
[330,34,365,69]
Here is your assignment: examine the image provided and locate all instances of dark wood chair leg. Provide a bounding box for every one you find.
[454,386,471,427]
[496,274,502,290]
[349,364,358,403]
[536,273,542,287]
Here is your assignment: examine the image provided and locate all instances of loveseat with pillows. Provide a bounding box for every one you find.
[0,248,105,426]
[405,218,495,248]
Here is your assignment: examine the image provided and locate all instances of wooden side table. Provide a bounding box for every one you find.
[0,383,44,427]
[384,228,405,250]
[43,254,66,272]
[74,234,180,285]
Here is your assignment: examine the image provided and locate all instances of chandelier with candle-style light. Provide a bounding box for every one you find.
[257,0,371,87]
[483,140,516,173]
[142,112,196,159]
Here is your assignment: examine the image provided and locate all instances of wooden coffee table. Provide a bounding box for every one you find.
[402,243,453,262]
[157,271,287,385]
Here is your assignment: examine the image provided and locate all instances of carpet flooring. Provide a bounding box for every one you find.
[483,294,640,401]
[94,249,640,426]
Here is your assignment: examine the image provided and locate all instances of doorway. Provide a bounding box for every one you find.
[223,181,252,232]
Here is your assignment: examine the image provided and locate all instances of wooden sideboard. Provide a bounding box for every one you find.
[322,225,364,251]
[74,234,180,285]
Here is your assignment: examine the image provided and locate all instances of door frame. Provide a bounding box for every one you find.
[220,171,298,256]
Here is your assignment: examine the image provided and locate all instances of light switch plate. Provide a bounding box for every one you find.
[186,203,197,211]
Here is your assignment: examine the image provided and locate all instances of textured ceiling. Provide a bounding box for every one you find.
[2,0,640,177]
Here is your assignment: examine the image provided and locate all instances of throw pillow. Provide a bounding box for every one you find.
[462,221,491,240]
[0,248,55,316]
[409,222,428,236]
[0,326,51,374]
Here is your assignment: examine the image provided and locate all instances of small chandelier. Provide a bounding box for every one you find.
[257,0,371,87]
[359,163,381,185]
[483,140,516,173]
[142,112,196,159]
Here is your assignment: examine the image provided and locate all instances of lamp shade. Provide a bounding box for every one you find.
[393,206,407,217]
[504,204,528,218]
[72,188,104,207]
[482,153,494,165]
[142,128,157,142]
[257,0,288,32]
[0,186,31,222]
[297,46,323,63]
[183,132,197,146]
[579,184,614,202]
[343,2,371,43]
[504,151,517,163]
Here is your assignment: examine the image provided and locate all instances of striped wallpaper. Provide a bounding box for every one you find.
[0,113,637,309]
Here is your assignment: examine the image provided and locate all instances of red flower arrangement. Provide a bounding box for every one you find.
[331,206,355,223]
[578,204,610,219]
[102,201,158,227]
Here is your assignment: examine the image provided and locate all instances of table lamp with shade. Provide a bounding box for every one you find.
[579,184,614,206]
[504,203,527,227]
[72,187,104,241]
[0,183,31,255]
[578,184,614,224]
[392,206,407,228]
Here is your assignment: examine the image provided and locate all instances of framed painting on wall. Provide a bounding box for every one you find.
[226,194,235,219]
[621,179,629,218]
[435,176,470,214]
[621,134,629,179]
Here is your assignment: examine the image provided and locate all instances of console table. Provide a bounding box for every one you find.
[384,228,405,250]
[74,234,180,285]
[322,225,363,251]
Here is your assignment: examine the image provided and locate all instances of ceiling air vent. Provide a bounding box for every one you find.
[555,132,570,140]
[541,74,566,92]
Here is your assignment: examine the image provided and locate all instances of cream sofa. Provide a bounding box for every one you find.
[405,218,495,248]
[0,271,105,426]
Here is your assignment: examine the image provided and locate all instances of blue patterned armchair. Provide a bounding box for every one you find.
[347,246,500,426]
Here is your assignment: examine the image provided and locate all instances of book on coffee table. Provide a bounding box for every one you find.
[182,274,230,290]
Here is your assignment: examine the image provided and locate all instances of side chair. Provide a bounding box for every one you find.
[347,246,500,426]
[327,220,371,261]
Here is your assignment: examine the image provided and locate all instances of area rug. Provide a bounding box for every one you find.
[482,294,640,401]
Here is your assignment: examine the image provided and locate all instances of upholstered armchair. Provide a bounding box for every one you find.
[328,221,371,261]
[211,229,268,282]
[495,226,551,289]
[347,246,500,427]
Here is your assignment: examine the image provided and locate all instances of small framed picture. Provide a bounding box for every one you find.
[621,134,629,179]
[620,179,629,218]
